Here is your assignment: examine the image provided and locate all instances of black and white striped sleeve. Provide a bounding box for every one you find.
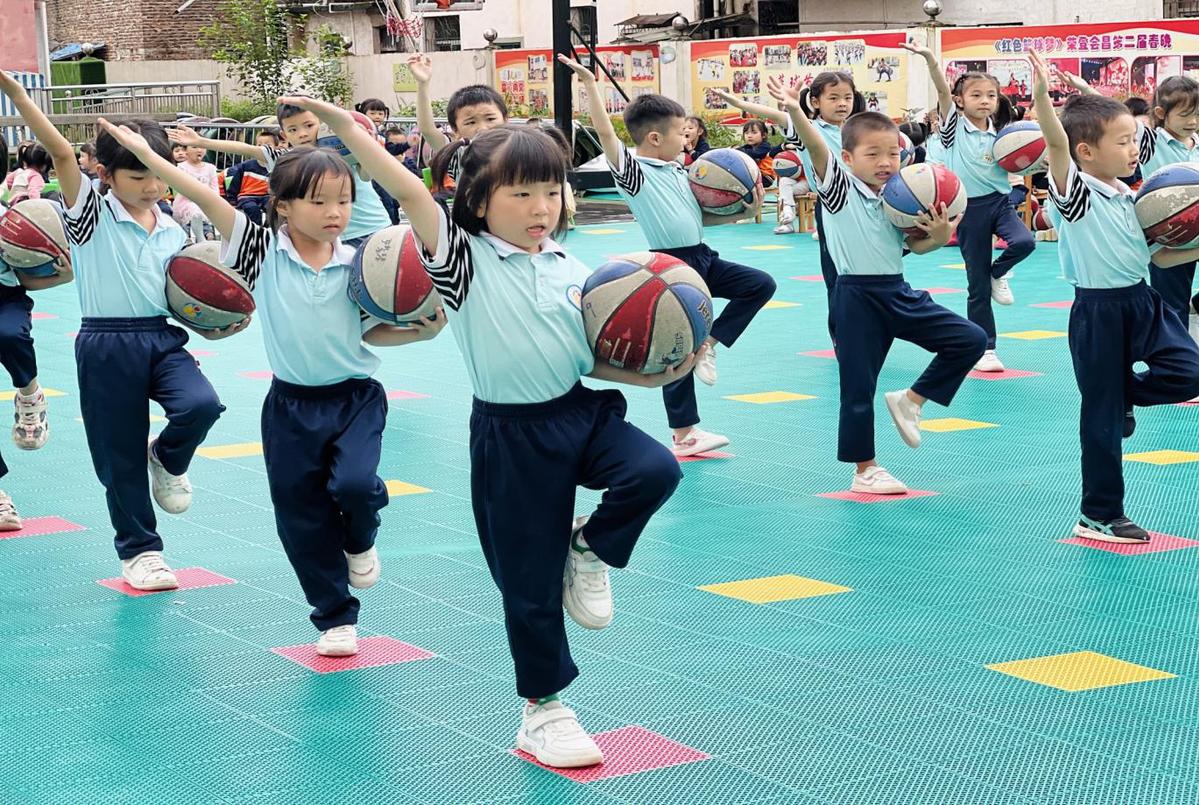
[260,145,289,172]
[447,148,462,183]
[414,203,473,311]
[218,210,270,290]
[783,117,807,152]
[938,105,958,151]
[1048,160,1090,223]
[62,171,102,246]
[1137,121,1157,168]
[607,144,645,197]
[814,151,850,214]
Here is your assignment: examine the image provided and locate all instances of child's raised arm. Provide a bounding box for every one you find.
[557,55,622,167]
[0,71,81,208]
[767,75,829,184]
[901,42,952,118]
[712,89,789,127]
[1052,66,1099,96]
[1029,52,1071,197]
[168,123,263,161]
[408,54,449,150]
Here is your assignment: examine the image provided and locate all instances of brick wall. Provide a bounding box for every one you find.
[47,0,221,61]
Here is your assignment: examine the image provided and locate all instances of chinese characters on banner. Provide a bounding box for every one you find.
[494,45,661,118]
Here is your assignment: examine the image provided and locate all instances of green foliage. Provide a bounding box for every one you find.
[219,97,277,122]
[291,24,355,106]
[200,0,296,110]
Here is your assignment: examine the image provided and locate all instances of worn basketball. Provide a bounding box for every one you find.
[772,149,804,179]
[992,122,1047,176]
[688,148,762,217]
[0,199,70,277]
[165,241,256,330]
[1135,163,1199,248]
[899,130,915,168]
[881,163,968,236]
[581,252,713,375]
[349,225,442,325]
[317,111,380,168]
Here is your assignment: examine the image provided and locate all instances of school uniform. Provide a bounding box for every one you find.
[417,205,681,698]
[931,106,1034,349]
[63,172,224,560]
[816,152,986,463]
[608,144,776,430]
[261,146,392,247]
[1138,123,1199,326]
[222,212,389,630]
[1048,162,1199,521]
[0,203,37,393]
[785,117,844,341]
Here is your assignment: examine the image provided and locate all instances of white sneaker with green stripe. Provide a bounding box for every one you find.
[517,699,603,768]
[563,515,612,630]
[1073,514,1150,544]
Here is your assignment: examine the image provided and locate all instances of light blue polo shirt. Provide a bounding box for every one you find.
[784,117,843,183]
[1048,161,1155,289]
[416,205,595,404]
[930,106,1010,198]
[816,152,907,275]
[608,144,704,250]
[221,211,382,386]
[62,169,186,317]
[1137,122,1199,179]
[261,146,392,243]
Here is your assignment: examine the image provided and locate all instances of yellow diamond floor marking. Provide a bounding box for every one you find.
[1125,449,1199,466]
[386,480,431,496]
[724,391,817,404]
[987,651,1175,692]
[763,300,801,309]
[743,244,793,251]
[919,418,999,433]
[941,262,965,269]
[1000,330,1067,340]
[579,228,625,235]
[197,442,263,459]
[0,388,66,400]
[699,574,853,604]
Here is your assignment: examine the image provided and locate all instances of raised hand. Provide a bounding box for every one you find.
[277,95,352,127]
[767,74,799,109]
[1028,51,1051,97]
[556,54,597,84]
[407,54,433,84]
[167,124,201,147]
[900,41,936,62]
[96,118,155,157]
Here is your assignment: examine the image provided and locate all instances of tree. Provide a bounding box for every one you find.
[200,0,299,111]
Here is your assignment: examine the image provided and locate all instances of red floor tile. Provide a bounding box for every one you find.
[514,725,709,782]
[387,390,431,400]
[0,516,85,540]
[817,490,939,503]
[967,369,1043,381]
[271,636,435,673]
[1061,531,1199,555]
[97,567,236,596]
[677,451,734,462]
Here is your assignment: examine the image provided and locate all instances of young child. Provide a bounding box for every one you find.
[907,42,1034,374]
[1029,52,1199,543]
[681,115,710,166]
[738,119,777,188]
[78,142,100,180]
[172,144,219,243]
[771,74,986,494]
[223,130,277,225]
[355,98,390,133]
[290,95,687,767]
[97,116,444,655]
[5,141,50,203]
[0,72,236,591]
[563,55,776,458]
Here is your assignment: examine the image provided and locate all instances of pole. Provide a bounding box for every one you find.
[552,0,572,140]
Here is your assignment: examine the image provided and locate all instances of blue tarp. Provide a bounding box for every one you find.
[50,42,106,61]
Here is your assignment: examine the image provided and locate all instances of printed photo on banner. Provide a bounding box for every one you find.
[698,58,725,82]
[869,56,899,82]
[704,87,730,110]
[796,41,827,66]
[990,59,1033,104]
[733,70,761,95]
[764,46,791,68]
[729,44,758,67]
[527,54,548,82]
[1131,55,1181,97]
[601,52,627,81]
[529,88,549,112]
[631,50,656,81]
[1081,56,1129,96]
[834,40,865,66]
[865,90,886,112]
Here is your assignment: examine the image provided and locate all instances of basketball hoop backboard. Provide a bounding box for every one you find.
[413,1,484,10]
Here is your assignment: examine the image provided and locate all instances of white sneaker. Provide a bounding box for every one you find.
[148,438,192,514]
[774,208,795,235]
[974,350,1005,373]
[851,465,908,495]
[991,275,1014,305]
[884,390,923,449]
[563,516,612,630]
[345,546,380,589]
[695,344,718,386]
[121,551,179,591]
[670,427,730,458]
[316,624,358,657]
[516,700,604,768]
[811,230,820,241]
[12,388,47,450]
[0,489,22,531]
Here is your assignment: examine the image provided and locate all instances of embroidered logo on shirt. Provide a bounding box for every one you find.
[566,284,583,310]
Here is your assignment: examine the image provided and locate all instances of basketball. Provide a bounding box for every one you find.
[349,225,442,325]
[0,199,70,278]
[688,148,762,217]
[317,111,380,168]
[1135,164,1199,248]
[772,150,804,179]
[165,241,256,330]
[898,130,915,168]
[581,252,713,375]
[992,122,1047,176]
[1033,207,1053,232]
[881,163,968,236]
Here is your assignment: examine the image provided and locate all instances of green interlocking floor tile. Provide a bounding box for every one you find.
[947,739,1144,799]
[808,764,1036,805]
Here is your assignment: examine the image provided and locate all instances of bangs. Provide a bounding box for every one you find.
[491,132,567,188]
[271,149,357,204]
[99,119,172,173]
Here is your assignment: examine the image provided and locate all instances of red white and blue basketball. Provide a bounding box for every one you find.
[881,163,968,236]
[688,148,762,217]
[772,150,804,180]
[1135,163,1199,248]
[0,199,70,278]
[165,241,256,331]
[899,130,915,168]
[349,225,442,325]
[992,122,1047,176]
[317,111,380,169]
[582,252,713,375]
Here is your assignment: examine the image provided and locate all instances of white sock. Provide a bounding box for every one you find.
[17,386,40,401]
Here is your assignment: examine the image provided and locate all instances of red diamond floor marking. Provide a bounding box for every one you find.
[967,369,1044,381]
[514,725,710,782]
[239,370,273,380]
[30,312,57,320]
[1178,398,1199,407]
[97,567,236,597]
[0,516,86,540]
[1060,531,1199,555]
[790,274,825,282]
[271,636,435,673]
[801,349,837,359]
[66,331,77,338]
[677,451,733,462]
[1032,300,1073,309]
[921,287,964,294]
[387,390,431,400]
[818,489,940,503]
[189,349,216,358]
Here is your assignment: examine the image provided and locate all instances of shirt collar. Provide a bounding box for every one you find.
[1077,169,1134,200]
[962,115,996,135]
[633,149,686,170]
[275,225,357,269]
[1157,126,1199,151]
[845,167,883,201]
[481,231,566,259]
[106,192,176,233]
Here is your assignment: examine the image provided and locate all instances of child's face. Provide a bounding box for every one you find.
[365,108,387,126]
[814,81,855,124]
[99,166,167,212]
[281,111,321,147]
[172,145,187,163]
[256,135,278,149]
[956,78,999,122]
[1159,102,1199,141]
[842,129,902,189]
[682,119,698,141]
[276,172,353,243]
[478,180,562,254]
[186,146,206,163]
[452,102,506,140]
[78,152,96,172]
[1078,113,1140,180]
[640,116,687,160]
[743,126,764,145]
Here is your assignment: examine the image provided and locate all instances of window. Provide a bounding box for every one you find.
[571,5,597,49]
[425,15,461,52]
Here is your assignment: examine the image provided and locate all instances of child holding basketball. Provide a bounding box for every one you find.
[562,55,776,458]
[1029,52,1199,543]
[771,74,986,495]
[97,115,444,656]
[906,42,1034,373]
[0,71,237,592]
[286,94,688,768]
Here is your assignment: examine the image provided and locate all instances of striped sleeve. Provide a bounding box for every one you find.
[1137,121,1157,168]
[607,144,645,197]
[937,105,958,151]
[260,145,290,172]
[414,203,473,311]
[218,210,271,290]
[62,170,102,246]
[1048,161,1090,223]
[783,117,807,152]
[814,150,850,214]
[446,148,462,183]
